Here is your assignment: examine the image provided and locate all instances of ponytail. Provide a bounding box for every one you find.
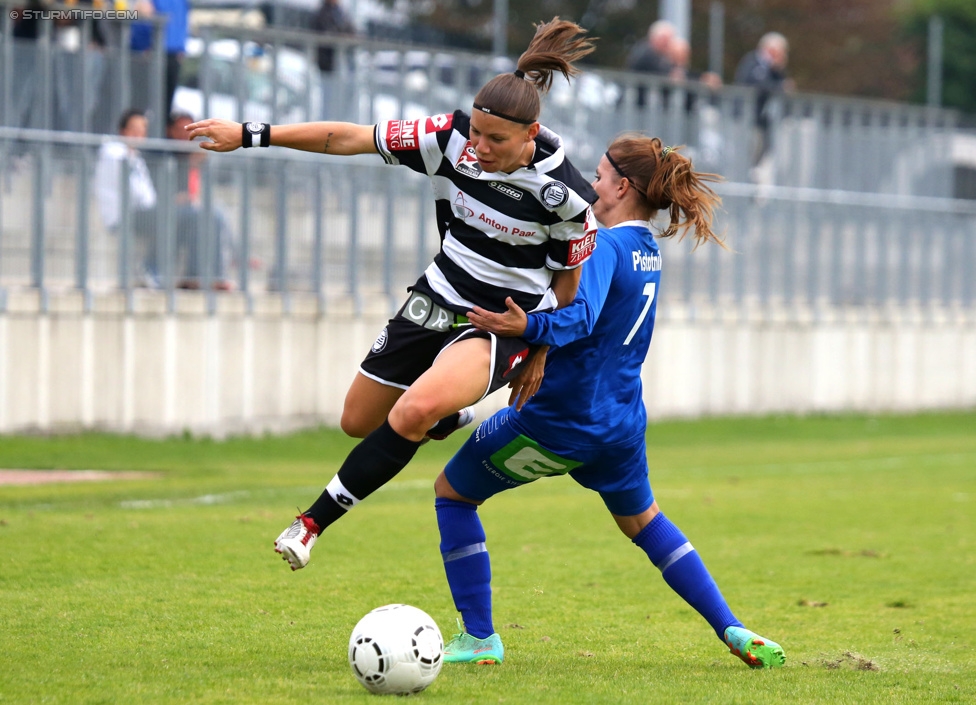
[473,18,596,125]
[607,134,725,249]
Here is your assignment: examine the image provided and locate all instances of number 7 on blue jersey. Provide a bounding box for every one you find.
[623,282,657,346]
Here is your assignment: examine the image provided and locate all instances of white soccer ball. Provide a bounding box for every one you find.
[348,604,444,695]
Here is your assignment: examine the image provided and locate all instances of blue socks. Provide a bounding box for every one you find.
[435,502,742,643]
[633,512,743,640]
[435,497,494,639]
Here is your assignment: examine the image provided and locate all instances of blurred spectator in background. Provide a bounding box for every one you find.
[665,37,725,174]
[313,0,355,74]
[734,32,795,168]
[312,0,356,121]
[625,20,676,110]
[668,37,723,90]
[626,19,675,76]
[9,1,43,129]
[130,0,189,117]
[54,1,108,133]
[164,111,236,290]
[94,109,160,286]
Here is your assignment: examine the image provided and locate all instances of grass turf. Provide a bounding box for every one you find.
[0,411,974,703]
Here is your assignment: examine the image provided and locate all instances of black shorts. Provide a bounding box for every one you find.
[360,291,537,401]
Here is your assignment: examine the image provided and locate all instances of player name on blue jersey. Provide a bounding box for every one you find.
[633,249,662,272]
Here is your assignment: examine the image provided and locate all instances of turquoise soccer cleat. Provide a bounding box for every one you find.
[724,626,786,669]
[443,630,504,665]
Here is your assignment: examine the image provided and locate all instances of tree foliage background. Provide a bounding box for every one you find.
[368,0,976,115]
[900,0,976,114]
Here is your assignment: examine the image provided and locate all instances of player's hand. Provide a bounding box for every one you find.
[508,347,547,411]
[467,297,527,337]
[184,118,244,152]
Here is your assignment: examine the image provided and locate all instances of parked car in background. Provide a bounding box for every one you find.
[174,36,321,124]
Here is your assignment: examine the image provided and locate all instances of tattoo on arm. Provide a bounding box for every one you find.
[324,132,334,153]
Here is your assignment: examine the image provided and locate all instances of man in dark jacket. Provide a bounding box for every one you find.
[734,32,794,165]
[313,0,355,74]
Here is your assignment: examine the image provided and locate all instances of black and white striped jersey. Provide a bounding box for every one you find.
[373,110,597,315]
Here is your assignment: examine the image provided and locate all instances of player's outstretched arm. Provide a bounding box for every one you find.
[185,119,378,156]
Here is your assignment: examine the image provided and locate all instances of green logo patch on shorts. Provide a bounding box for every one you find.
[489,434,582,482]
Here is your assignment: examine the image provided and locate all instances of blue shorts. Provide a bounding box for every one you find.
[443,407,653,517]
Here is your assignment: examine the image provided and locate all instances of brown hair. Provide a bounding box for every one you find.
[473,18,595,125]
[607,134,725,249]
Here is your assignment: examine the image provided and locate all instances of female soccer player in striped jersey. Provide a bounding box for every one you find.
[186,19,600,570]
[432,134,786,669]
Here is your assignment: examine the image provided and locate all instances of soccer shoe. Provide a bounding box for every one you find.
[443,631,504,665]
[724,626,786,669]
[423,407,476,442]
[274,514,320,571]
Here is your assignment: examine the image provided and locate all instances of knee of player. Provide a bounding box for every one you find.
[389,395,442,436]
[339,408,372,438]
[433,471,453,498]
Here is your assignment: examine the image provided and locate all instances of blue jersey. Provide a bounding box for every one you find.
[511,221,662,448]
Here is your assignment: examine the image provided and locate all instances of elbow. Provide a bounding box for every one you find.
[555,288,577,309]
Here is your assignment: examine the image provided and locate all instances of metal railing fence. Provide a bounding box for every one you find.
[0,7,963,197]
[2,128,974,319]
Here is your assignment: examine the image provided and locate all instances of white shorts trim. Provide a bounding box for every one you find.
[357,367,410,391]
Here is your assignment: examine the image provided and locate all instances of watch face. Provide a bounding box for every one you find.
[246,122,264,134]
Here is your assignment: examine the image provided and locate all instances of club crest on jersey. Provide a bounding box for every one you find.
[385,119,420,151]
[454,143,482,177]
[490,181,523,200]
[371,326,389,353]
[540,181,569,208]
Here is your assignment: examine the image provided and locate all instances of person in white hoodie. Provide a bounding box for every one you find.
[94,109,160,286]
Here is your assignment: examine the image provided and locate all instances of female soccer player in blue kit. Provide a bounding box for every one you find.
[433,134,786,669]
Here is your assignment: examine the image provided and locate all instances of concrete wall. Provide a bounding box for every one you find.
[1,290,974,436]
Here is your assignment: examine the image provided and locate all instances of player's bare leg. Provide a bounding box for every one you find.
[341,372,405,438]
[388,338,490,441]
[276,339,490,570]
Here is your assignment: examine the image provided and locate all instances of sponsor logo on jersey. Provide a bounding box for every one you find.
[426,113,452,132]
[401,292,456,332]
[489,434,582,482]
[453,191,474,219]
[385,119,420,151]
[489,181,523,200]
[567,231,597,266]
[540,180,569,208]
[476,211,536,238]
[454,142,482,177]
[371,326,388,353]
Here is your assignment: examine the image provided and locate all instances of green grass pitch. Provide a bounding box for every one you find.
[1,411,974,703]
